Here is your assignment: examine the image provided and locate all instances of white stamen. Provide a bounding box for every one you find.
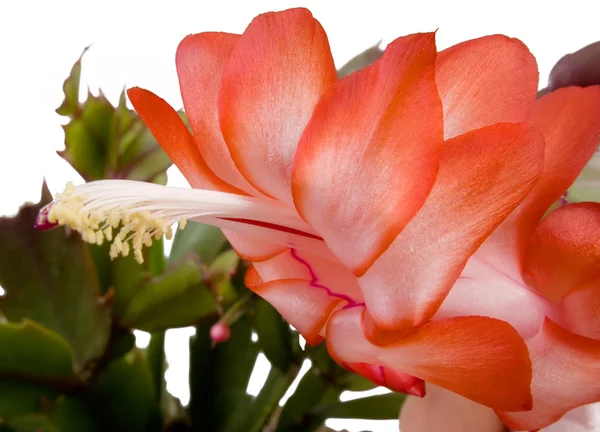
[45,180,316,264]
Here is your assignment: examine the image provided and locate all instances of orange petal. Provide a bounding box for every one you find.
[218,8,336,202]
[127,87,238,193]
[476,86,600,281]
[244,264,262,289]
[359,122,544,332]
[562,279,600,340]
[326,306,532,411]
[292,32,443,276]
[436,35,538,139]
[176,33,259,195]
[524,202,600,303]
[497,319,600,430]
[251,278,340,345]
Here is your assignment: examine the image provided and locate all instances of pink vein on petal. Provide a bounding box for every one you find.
[290,248,362,306]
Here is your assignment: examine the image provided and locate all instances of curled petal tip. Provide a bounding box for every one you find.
[34,203,58,230]
[406,381,427,398]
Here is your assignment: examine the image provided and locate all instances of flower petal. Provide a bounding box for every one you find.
[223,230,286,262]
[434,257,556,340]
[127,87,238,192]
[326,306,532,411]
[524,202,600,303]
[542,404,600,432]
[497,319,600,431]
[345,362,425,396]
[436,35,538,139]
[176,33,259,195]
[359,122,544,332]
[252,248,363,304]
[400,384,507,432]
[561,279,600,340]
[251,278,341,345]
[477,86,600,280]
[218,8,336,202]
[292,32,443,276]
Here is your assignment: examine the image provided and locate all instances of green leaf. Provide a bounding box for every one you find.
[238,365,298,432]
[169,221,228,265]
[89,351,161,432]
[0,381,57,420]
[57,53,172,183]
[97,326,136,366]
[189,316,259,432]
[337,42,384,78]
[146,332,166,403]
[0,184,111,370]
[51,396,103,432]
[0,321,76,383]
[120,258,217,332]
[275,367,332,432]
[6,414,58,432]
[0,389,102,432]
[55,48,88,117]
[317,392,406,420]
[59,92,114,180]
[209,249,241,306]
[254,299,294,371]
[91,239,165,319]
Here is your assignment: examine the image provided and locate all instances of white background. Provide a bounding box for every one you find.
[1,1,599,430]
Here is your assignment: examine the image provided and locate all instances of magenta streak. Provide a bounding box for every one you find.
[290,248,363,307]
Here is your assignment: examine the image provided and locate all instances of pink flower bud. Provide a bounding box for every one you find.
[209,322,231,344]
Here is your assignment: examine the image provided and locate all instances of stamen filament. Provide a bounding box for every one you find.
[37,180,316,264]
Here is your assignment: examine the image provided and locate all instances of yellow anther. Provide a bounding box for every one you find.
[179,218,187,230]
[108,211,120,228]
[103,226,113,242]
[84,229,96,244]
[134,249,144,264]
[49,183,180,265]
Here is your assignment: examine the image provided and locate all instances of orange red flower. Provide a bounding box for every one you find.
[40,8,600,430]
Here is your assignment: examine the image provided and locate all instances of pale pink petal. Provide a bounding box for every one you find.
[497,319,600,431]
[252,248,363,303]
[434,257,557,340]
[224,230,286,262]
[400,385,506,432]
[541,404,600,432]
[251,278,341,345]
